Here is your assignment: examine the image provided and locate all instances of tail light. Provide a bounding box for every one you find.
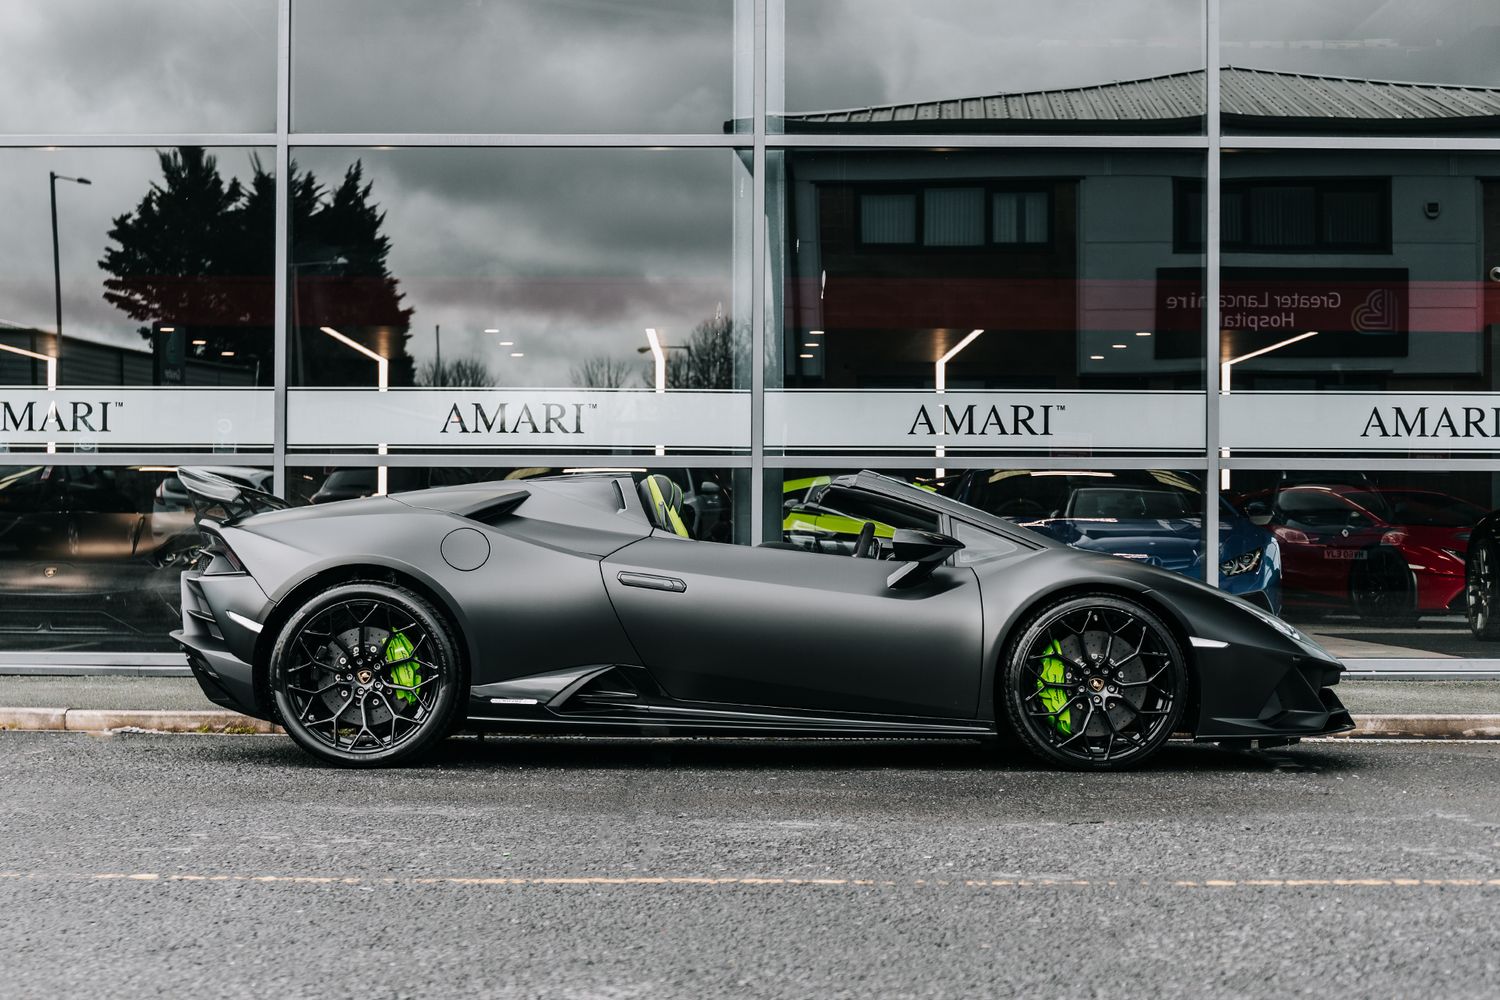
[1381,530,1408,546]
[198,529,246,575]
[1272,526,1309,545]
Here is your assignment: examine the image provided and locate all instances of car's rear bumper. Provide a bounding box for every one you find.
[170,568,273,721]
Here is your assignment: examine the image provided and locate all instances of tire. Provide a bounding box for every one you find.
[1001,594,1186,772]
[269,581,466,767]
[1468,540,1500,640]
[1350,546,1417,626]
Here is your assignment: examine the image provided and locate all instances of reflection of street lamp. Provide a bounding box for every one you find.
[1219,330,1319,488]
[49,172,90,357]
[934,328,983,478]
[0,341,59,453]
[638,328,695,457]
[636,330,695,393]
[320,325,389,495]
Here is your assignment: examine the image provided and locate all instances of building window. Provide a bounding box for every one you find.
[857,185,1052,248]
[991,190,1049,245]
[1176,177,1390,253]
[859,193,918,244]
[923,187,984,246]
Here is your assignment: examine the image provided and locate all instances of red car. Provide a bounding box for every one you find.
[1237,485,1479,622]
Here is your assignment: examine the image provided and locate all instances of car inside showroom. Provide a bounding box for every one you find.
[2,0,1499,674]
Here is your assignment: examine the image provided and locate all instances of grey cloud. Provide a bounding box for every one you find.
[0,0,276,133]
[292,0,742,133]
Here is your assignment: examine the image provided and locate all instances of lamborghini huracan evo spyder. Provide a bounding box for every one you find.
[171,468,1352,770]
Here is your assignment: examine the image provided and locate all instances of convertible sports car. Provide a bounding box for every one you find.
[172,468,1351,771]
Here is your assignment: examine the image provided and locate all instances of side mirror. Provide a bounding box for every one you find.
[886,528,964,589]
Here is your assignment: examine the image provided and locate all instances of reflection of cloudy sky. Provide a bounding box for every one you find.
[294,147,747,387]
[784,0,1499,111]
[0,147,746,389]
[0,0,276,133]
[293,0,741,133]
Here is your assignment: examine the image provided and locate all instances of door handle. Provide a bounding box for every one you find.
[617,571,687,593]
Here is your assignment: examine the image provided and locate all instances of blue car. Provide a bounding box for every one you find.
[947,470,1281,613]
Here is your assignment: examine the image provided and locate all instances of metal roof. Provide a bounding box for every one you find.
[776,67,1500,134]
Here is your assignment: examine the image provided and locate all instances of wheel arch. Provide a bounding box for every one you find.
[983,580,1201,738]
[250,563,471,719]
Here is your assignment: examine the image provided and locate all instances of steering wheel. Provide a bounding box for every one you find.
[852,521,877,559]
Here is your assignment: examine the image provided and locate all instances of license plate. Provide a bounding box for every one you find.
[1323,549,1367,560]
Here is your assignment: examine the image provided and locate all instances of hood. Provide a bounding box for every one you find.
[1021,513,1273,577]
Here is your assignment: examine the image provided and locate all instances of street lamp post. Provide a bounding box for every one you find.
[48,172,91,362]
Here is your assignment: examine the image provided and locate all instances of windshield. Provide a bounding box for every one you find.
[848,471,1057,548]
[1366,490,1486,528]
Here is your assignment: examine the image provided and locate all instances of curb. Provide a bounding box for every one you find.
[1329,714,1500,740]
[2,709,1499,740]
[0,707,281,734]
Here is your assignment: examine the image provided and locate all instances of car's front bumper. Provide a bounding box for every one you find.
[1190,638,1352,744]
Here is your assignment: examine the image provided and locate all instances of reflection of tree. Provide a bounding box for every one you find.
[98,147,414,388]
[416,356,492,387]
[640,313,746,390]
[570,355,632,388]
[100,147,273,382]
[290,161,414,387]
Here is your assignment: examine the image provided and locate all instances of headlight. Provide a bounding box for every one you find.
[1220,547,1263,578]
[1239,601,1304,643]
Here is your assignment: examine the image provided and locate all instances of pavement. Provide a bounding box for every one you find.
[3,731,1499,998]
[5,675,1500,738]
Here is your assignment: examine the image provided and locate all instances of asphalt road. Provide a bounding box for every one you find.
[4,733,1500,999]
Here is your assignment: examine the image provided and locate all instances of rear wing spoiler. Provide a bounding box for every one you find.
[178,467,289,526]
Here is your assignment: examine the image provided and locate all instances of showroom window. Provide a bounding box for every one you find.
[3,0,1500,668]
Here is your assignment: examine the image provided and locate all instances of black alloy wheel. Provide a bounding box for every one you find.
[269,582,465,766]
[1350,545,1418,625]
[1469,540,1500,640]
[1002,595,1186,771]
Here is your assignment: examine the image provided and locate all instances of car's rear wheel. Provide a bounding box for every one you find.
[269,582,465,767]
[1350,546,1417,625]
[1002,595,1186,771]
[1468,540,1500,640]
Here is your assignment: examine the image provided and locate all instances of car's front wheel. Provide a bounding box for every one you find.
[1001,594,1186,771]
[1468,540,1500,640]
[268,582,466,766]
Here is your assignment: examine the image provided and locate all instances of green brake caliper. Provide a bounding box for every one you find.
[1036,639,1072,735]
[384,632,418,705]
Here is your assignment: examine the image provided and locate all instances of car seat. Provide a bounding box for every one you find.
[639,474,690,538]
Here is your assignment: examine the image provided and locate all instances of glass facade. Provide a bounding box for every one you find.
[3,1,1499,665]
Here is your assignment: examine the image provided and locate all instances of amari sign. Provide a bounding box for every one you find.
[0,389,271,449]
[1222,393,1500,452]
[288,389,749,450]
[767,390,1205,451]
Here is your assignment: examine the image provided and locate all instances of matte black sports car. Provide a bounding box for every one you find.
[172,468,1351,770]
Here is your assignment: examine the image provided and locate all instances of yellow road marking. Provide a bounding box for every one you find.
[2,871,1500,889]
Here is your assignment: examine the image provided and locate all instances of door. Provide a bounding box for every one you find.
[602,536,983,719]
